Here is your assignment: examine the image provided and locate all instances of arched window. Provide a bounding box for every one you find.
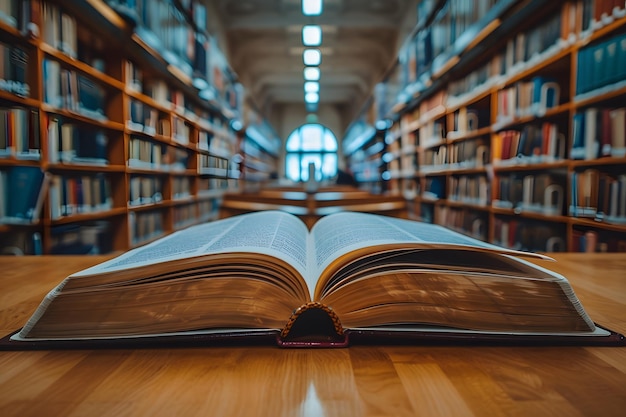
[285,123,338,182]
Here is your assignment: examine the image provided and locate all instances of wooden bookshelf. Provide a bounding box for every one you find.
[344,0,626,253]
[0,0,279,255]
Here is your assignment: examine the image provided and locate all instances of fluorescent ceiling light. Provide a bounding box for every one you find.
[305,93,319,104]
[304,81,319,93]
[304,67,320,80]
[303,49,321,66]
[302,25,322,46]
[302,0,322,16]
[305,92,319,103]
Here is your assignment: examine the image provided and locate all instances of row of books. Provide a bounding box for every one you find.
[493,217,567,252]
[106,0,242,116]
[420,119,446,148]
[434,205,488,241]
[501,6,565,75]
[400,0,499,88]
[570,169,626,224]
[173,202,198,229]
[494,77,560,128]
[571,228,626,253]
[448,139,489,169]
[48,173,113,220]
[7,164,229,225]
[172,175,192,200]
[128,175,163,207]
[41,0,77,58]
[47,118,108,165]
[0,41,29,98]
[446,56,498,105]
[0,106,39,159]
[493,172,567,216]
[127,67,186,117]
[43,58,107,121]
[127,136,166,170]
[129,209,164,246]
[0,0,32,32]
[447,107,489,139]
[493,122,567,165]
[49,221,112,254]
[576,16,626,96]
[581,0,626,34]
[197,176,230,195]
[172,115,191,145]
[0,229,42,255]
[198,154,229,177]
[402,0,567,104]
[127,98,164,137]
[571,107,626,160]
[447,175,489,206]
[404,106,621,169]
[422,145,447,171]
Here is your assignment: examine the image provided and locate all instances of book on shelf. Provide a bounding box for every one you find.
[49,221,112,255]
[0,229,42,255]
[576,30,626,97]
[48,119,109,165]
[0,106,40,159]
[48,173,112,218]
[570,169,600,218]
[570,106,626,160]
[0,41,30,98]
[2,210,624,349]
[41,1,77,58]
[0,165,49,224]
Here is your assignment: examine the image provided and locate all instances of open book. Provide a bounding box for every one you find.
[3,211,624,348]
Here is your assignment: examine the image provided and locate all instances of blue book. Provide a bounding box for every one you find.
[576,47,589,95]
[590,41,605,93]
[603,37,619,87]
[2,166,47,223]
[570,112,586,159]
[618,33,626,86]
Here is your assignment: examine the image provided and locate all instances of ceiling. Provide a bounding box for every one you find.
[205,0,418,130]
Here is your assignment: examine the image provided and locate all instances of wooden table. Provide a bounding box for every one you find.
[0,254,625,416]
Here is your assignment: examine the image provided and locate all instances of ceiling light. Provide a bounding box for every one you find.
[303,49,321,66]
[302,25,322,46]
[302,0,322,16]
[304,67,320,80]
[305,92,319,103]
[304,81,319,93]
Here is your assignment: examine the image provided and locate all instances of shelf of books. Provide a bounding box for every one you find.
[0,0,277,255]
[238,103,281,191]
[343,0,626,253]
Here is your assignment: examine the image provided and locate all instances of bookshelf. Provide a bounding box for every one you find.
[0,0,279,255]
[344,0,626,253]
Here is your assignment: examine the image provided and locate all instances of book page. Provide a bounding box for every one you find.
[310,212,549,279]
[73,211,310,279]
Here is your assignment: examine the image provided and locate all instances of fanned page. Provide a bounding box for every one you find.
[13,211,314,340]
[73,210,310,279]
[308,212,598,336]
[310,212,550,297]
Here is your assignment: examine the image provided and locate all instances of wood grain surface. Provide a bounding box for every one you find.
[0,254,624,417]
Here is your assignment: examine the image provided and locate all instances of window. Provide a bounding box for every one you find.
[286,123,338,182]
